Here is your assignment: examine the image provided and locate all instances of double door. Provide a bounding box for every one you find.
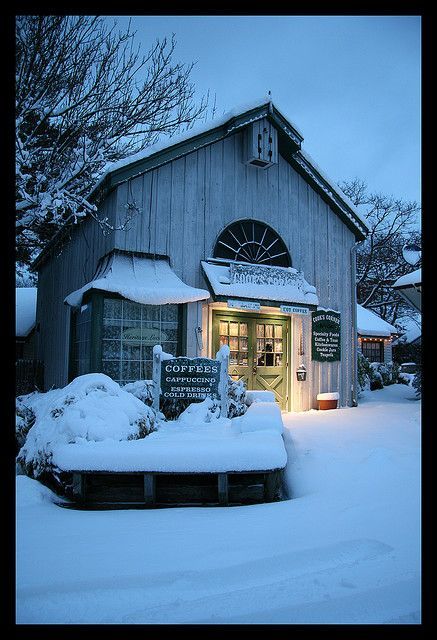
[213,312,288,409]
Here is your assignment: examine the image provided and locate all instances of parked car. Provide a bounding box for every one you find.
[399,362,418,374]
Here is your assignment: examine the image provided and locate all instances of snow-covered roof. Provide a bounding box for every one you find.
[91,96,368,238]
[93,95,292,190]
[356,304,397,337]
[201,260,319,307]
[392,268,421,289]
[16,287,37,337]
[64,252,210,308]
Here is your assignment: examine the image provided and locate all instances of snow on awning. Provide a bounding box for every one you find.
[356,304,397,337]
[65,252,210,308]
[392,268,421,312]
[201,260,318,307]
[392,268,421,289]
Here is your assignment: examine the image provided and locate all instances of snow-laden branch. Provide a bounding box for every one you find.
[15,16,208,265]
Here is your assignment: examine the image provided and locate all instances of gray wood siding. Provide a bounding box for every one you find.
[112,130,356,408]
[37,127,357,406]
[36,192,117,389]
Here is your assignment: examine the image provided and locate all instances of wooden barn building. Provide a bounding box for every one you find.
[32,98,369,411]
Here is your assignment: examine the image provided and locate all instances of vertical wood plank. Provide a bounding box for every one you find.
[144,473,155,504]
[218,473,228,505]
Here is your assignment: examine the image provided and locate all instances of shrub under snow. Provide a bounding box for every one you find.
[17,374,157,481]
[123,379,155,406]
[227,378,247,418]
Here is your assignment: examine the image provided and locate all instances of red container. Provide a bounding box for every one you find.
[318,399,338,410]
[317,393,339,410]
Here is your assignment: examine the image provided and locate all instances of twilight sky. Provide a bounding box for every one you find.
[111,15,421,205]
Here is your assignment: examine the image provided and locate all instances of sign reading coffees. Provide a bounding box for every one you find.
[311,310,341,362]
[160,357,220,400]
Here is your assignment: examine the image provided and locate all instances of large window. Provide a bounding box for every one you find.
[101,299,180,383]
[361,339,384,363]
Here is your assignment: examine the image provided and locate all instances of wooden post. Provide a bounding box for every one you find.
[216,344,230,418]
[218,473,228,505]
[72,472,83,499]
[144,473,155,505]
[152,345,162,412]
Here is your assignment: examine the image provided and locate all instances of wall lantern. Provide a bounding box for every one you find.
[296,364,307,382]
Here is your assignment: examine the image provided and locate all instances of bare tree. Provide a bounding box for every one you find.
[16,16,208,265]
[340,178,421,326]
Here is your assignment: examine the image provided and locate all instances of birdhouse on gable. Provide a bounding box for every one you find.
[244,117,278,168]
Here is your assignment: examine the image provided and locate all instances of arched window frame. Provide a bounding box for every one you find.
[213,219,291,268]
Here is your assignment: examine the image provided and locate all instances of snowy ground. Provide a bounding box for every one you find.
[16,384,421,624]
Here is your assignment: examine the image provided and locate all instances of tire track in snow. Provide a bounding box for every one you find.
[17,538,394,623]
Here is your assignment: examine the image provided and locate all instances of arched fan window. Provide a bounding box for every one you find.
[213,220,291,267]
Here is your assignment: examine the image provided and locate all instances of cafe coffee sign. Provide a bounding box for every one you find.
[160,357,220,400]
[311,310,341,362]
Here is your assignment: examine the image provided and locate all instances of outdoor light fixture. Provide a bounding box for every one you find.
[296,364,307,382]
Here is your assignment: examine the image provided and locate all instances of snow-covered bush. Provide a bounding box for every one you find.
[17,374,157,483]
[15,394,36,453]
[357,352,372,396]
[227,377,247,418]
[123,379,154,406]
[412,366,422,398]
[397,372,412,386]
[372,362,400,386]
[369,364,384,390]
[177,397,221,424]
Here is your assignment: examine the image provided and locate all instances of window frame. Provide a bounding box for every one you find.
[69,290,185,384]
[361,338,384,363]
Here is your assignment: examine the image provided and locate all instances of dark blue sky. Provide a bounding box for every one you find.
[112,15,421,205]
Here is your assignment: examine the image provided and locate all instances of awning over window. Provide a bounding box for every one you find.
[65,252,210,308]
[392,268,421,312]
[201,260,318,307]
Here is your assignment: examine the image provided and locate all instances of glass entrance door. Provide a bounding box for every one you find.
[214,312,288,409]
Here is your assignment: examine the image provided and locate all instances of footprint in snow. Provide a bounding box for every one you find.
[340,578,356,589]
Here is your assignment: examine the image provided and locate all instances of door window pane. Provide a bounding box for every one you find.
[229,322,239,336]
[239,337,248,351]
[265,324,274,338]
[219,321,228,335]
[256,324,265,337]
[274,339,283,352]
[274,325,282,338]
[240,323,248,336]
[229,337,239,351]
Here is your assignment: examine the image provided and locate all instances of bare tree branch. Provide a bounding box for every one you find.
[16,16,208,265]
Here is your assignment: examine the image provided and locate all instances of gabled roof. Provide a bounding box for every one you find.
[32,97,369,270]
[91,97,368,239]
[356,304,397,337]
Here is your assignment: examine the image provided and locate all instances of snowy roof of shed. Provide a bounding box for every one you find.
[201,260,319,307]
[16,287,37,337]
[356,304,397,337]
[392,268,421,289]
[64,251,210,308]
